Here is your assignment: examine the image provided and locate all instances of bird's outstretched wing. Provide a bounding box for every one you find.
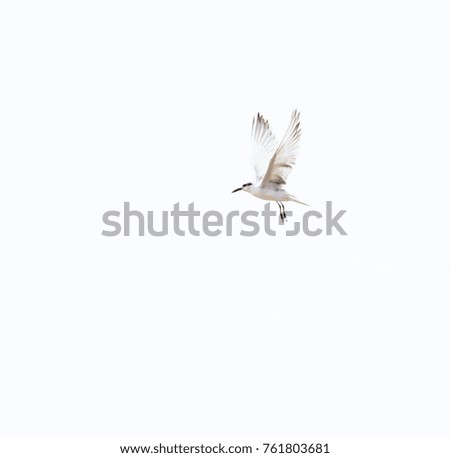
[261,110,301,189]
[251,113,278,183]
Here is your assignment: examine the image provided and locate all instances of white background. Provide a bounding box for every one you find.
[1,0,449,445]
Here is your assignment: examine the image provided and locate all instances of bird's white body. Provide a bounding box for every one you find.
[232,110,307,221]
[243,184,303,204]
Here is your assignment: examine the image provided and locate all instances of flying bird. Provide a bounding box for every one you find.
[232,110,307,222]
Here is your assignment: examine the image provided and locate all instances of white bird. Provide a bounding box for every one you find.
[232,109,307,222]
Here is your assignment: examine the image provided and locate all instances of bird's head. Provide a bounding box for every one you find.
[232,182,253,193]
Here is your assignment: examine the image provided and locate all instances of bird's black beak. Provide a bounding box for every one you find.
[232,187,243,193]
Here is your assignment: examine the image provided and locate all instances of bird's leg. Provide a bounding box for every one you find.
[276,201,284,223]
[281,202,287,221]
[276,200,283,222]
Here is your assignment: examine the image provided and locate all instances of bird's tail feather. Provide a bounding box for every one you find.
[289,195,309,206]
